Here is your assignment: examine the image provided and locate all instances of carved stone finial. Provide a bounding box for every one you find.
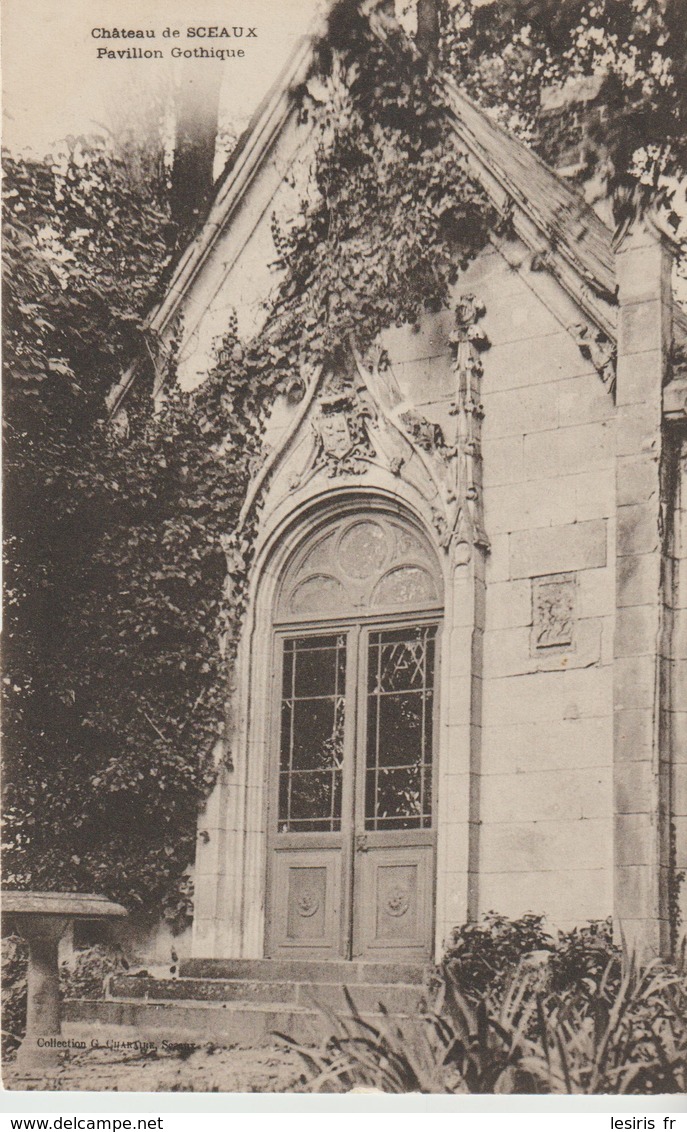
[570,322,616,393]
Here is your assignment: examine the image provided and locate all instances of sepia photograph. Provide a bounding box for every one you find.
[2,0,687,1102]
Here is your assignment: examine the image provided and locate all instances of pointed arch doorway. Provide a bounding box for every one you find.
[265,509,443,961]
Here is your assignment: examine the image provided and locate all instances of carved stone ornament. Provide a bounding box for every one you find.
[221,538,247,581]
[447,294,491,551]
[247,444,271,479]
[378,293,492,558]
[245,305,494,560]
[287,368,378,491]
[317,381,375,470]
[530,250,553,274]
[295,890,320,917]
[283,375,307,404]
[398,409,449,456]
[384,887,410,917]
[361,343,402,408]
[670,340,687,383]
[431,507,452,550]
[532,573,576,651]
[570,322,616,394]
[450,293,489,354]
[664,343,687,422]
[277,513,442,620]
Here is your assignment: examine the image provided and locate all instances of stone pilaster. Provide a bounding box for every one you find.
[613,223,673,956]
[669,439,687,943]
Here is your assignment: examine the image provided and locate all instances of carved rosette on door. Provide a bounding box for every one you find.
[265,511,442,961]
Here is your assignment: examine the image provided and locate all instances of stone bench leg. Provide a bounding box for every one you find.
[15,914,68,1069]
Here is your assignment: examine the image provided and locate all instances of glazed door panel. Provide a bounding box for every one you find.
[266,622,437,961]
[353,625,437,959]
[266,632,351,958]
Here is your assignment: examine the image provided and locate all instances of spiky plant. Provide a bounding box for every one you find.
[275,946,687,1094]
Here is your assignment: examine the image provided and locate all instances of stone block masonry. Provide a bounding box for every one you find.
[377,244,622,942]
[666,437,687,939]
[613,224,673,956]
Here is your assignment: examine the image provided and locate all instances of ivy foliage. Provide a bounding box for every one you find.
[266,6,493,369]
[438,0,687,233]
[3,139,169,431]
[3,1,492,926]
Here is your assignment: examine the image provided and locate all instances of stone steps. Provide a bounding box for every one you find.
[179,958,429,984]
[108,975,426,1015]
[64,998,328,1047]
[62,958,433,1048]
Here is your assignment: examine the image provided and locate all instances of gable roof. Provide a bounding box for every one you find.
[102,1,687,447]
[144,2,618,343]
[439,78,616,309]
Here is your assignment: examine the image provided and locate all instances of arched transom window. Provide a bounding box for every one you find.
[275,512,443,623]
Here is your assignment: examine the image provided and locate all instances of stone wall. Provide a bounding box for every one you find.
[175,162,676,952]
[168,109,310,392]
[382,238,616,936]
[613,227,672,956]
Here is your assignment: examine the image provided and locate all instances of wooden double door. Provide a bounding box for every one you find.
[266,618,438,961]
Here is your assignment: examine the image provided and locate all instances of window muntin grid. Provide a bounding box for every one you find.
[365,625,436,830]
[278,634,346,832]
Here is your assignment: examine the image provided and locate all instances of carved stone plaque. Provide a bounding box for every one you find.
[532,573,576,651]
[319,410,354,460]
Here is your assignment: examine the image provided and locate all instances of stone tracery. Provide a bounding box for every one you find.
[276,513,442,621]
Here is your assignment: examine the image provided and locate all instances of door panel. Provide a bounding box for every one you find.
[352,625,437,958]
[354,843,434,957]
[268,847,343,957]
[267,631,350,959]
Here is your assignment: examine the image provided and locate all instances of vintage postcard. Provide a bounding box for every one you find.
[2,0,686,1103]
